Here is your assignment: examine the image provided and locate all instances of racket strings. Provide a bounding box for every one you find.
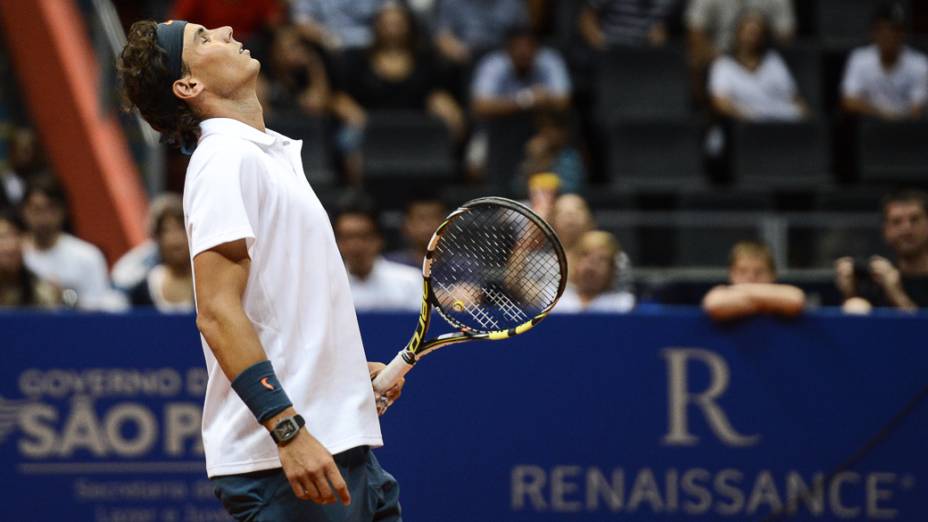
[431,205,564,333]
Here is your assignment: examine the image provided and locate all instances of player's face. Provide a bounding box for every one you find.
[574,244,614,295]
[157,216,190,270]
[181,23,259,98]
[884,201,928,257]
[0,220,23,275]
[730,255,775,284]
[403,202,445,250]
[22,192,65,239]
[335,214,382,277]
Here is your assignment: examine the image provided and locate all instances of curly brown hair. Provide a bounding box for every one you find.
[117,20,200,151]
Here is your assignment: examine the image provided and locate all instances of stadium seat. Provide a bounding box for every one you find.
[604,119,705,191]
[817,0,911,49]
[266,115,334,185]
[781,45,824,114]
[362,111,455,181]
[857,118,928,185]
[594,46,691,123]
[730,120,830,189]
[814,189,882,212]
[484,112,537,192]
[673,191,773,267]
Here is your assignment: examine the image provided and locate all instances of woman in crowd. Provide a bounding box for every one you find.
[556,230,635,313]
[0,211,58,308]
[550,193,634,292]
[708,11,806,121]
[127,195,194,313]
[331,1,464,182]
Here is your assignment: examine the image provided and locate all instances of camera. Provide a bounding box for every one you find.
[851,257,881,302]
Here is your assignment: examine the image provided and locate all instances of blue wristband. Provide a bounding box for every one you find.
[230,360,293,423]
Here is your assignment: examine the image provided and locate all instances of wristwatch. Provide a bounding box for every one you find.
[270,414,305,446]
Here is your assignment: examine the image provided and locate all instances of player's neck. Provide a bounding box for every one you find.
[200,91,266,133]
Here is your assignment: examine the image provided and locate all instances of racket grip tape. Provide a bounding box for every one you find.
[373,350,415,395]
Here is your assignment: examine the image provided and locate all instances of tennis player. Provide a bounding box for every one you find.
[117,21,402,521]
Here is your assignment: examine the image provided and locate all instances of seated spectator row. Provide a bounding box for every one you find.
[240,1,926,196]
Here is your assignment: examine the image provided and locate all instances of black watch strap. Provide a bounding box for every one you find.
[270,414,305,446]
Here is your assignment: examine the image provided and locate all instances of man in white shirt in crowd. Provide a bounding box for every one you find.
[117,20,402,521]
[472,25,572,120]
[20,177,124,310]
[334,193,421,312]
[841,2,928,120]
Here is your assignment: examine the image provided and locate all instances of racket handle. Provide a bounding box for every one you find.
[372,351,415,415]
[373,350,415,395]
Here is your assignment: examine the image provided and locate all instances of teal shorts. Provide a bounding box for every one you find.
[212,446,401,522]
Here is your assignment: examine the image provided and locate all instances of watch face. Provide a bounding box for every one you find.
[278,419,298,439]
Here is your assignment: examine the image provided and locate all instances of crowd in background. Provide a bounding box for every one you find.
[1,0,927,318]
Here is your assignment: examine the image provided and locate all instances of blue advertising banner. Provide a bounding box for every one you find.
[1,310,926,521]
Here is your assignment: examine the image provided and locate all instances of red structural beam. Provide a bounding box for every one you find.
[0,0,147,263]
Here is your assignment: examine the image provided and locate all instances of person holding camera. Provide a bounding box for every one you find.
[836,190,928,313]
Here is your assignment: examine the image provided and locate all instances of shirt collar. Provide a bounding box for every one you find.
[199,118,276,147]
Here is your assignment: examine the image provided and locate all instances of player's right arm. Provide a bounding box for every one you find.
[194,238,351,506]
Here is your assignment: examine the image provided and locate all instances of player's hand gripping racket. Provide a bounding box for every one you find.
[372,196,567,413]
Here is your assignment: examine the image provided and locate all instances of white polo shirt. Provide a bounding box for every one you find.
[708,51,802,121]
[841,45,928,117]
[183,118,382,478]
[554,285,636,313]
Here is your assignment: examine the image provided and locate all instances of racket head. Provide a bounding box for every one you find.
[423,196,567,336]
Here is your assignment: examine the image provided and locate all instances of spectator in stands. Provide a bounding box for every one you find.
[519,110,586,193]
[702,241,805,321]
[687,0,794,61]
[291,0,385,51]
[127,195,194,312]
[708,11,807,121]
[840,2,928,120]
[111,194,182,291]
[385,195,447,268]
[686,0,794,104]
[835,190,928,312]
[0,127,46,210]
[20,177,124,311]
[331,1,464,183]
[472,26,572,120]
[527,171,560,224]
[434,0,528,67]
[469,26,572,177]
[333,193,421,311]
[0,211,59,308]
[171,0,282,43]
[257,26,332,120]
[550,193,634,293]
[579,0,679,49]
[556,230,635,312]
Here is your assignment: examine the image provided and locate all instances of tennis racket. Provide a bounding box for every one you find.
[372,196,568,413]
